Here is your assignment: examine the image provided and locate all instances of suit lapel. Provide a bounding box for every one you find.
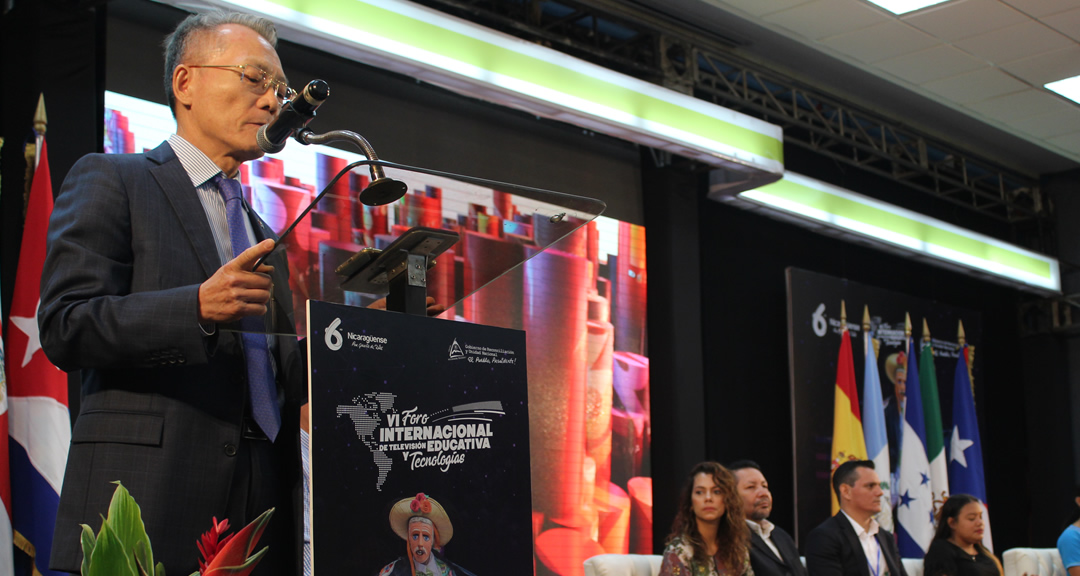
[836,515,873,576]
[772,529,802,571]
[148,142,223,279]
[247,200,279,244]
[750,532,788,566]
[875,532,900,576]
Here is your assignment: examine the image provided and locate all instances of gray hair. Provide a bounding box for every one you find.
[162,11,278,115]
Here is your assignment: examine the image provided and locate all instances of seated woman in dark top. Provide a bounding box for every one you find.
[658,461,752,576]
[923,494,1002,576]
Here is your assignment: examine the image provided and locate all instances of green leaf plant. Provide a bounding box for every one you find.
[79,482,273,576]
[79,482,164,576]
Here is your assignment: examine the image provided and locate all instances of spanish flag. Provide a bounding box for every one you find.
[830,301,867,514]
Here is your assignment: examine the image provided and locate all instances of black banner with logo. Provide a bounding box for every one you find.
[308,301,532,575]
[786,268,982,546]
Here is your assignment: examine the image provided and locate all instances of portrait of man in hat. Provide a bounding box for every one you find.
[379,493,477,576]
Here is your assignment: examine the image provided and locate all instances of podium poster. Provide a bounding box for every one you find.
[307,301,532,575]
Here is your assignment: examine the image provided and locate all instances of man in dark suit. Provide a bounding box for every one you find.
[729,461,807,576]
[39,11,304,576]
[805,460,907,576]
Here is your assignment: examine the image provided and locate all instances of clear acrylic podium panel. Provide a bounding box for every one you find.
[230,159,606,336]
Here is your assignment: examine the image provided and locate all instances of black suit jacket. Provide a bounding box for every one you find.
[805,513,907,576]
[40,143,305,575]
[748,523,808,576]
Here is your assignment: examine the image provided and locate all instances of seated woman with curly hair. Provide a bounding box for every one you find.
[659,461,753,576]
[923,494,1002,576]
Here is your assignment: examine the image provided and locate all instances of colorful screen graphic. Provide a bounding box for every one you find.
[104,91,651,574]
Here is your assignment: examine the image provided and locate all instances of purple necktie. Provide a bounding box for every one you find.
[215,174,281,442]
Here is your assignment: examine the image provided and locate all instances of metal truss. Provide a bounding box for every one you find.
[690,53,1041,224]
[1020,294,1080,337]
[407,0,1048,228]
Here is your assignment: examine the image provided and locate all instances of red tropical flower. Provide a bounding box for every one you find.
[197,517,235,572]
[195,508,274,576]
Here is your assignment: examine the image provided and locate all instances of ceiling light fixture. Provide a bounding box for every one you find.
[863,0,951,15]
[1046,76,1080,106]
[723,172,1060,295]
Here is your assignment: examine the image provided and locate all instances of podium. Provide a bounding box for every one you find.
[229,160,605,575]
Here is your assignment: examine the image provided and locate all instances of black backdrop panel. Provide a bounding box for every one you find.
[786,267,982,544]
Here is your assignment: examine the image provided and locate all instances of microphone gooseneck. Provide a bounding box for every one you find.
[299,129,409,206]
[256,79,330,154]
[260,78,407,206]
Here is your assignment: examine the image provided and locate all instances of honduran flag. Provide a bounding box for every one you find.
[896,335,934,558]
[950,345,993,551]
[829,305,866,515]
[862,321,892,531]
[5,137,71,575]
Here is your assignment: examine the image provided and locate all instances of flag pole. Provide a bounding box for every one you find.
[862,305,871,356]
[904,312,912,352]
[22,93,47,218]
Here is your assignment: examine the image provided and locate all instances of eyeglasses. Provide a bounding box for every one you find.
[188,64,297,104]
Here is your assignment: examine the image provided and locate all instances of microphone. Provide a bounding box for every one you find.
[256,79,330,154]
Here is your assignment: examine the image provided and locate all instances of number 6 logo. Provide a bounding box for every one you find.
[812,303,828,337]
[325,317,343,351]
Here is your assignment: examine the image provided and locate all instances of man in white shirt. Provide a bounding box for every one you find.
[730,461,807,576]
[805,460,907,576]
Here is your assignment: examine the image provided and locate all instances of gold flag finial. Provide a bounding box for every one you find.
[958,320,966,347]
[904,312,912,338]
[922,318,931,343]
[862,305,871,331]
[34,93,47,136]
[840,300,847,331]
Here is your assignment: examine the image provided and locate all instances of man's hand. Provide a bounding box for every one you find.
[367,296,447,317]
[198,239,276,323]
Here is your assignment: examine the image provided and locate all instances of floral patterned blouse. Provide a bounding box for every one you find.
[658,535,754,576]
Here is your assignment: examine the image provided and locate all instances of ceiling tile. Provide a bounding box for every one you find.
[963,88,1068,121]
[820,20,941,63]
[877,45,986,83]
[1001,0,1079,18]
[1008,106,1080,138]
[1044,6,1080,41]
[763,0,889,41]
[922,67,1030,102]
[709,0,814,17]
[954,20,1072,64]
[902,0,1029,41]
[1001,45,1080,85]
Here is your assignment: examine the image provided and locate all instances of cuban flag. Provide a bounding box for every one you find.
[949,346,993,551]
[5,137,71,575]
[862,324,892,531]
[895,336,934,558]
